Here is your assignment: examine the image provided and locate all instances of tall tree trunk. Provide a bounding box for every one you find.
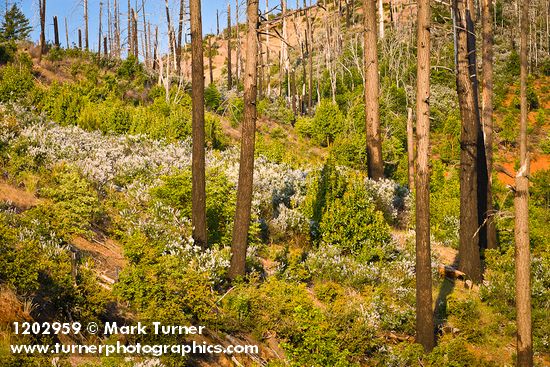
[364,0,384,180]
[85,0,89,51]
[465,0,489,252]
[266,0,271,97]
[53,16,60,48]
[227,2,233,89]
[98,2,103,56]
[407,107,414,191]
[481,0,497,249]
[453,0,482,283]
[229,0,260,280]
[378,0,384,38]
[515,0,533,364]
[114,0,120,57]
[415,0,435,352]
[78,28,82,50]
[153,25,158,70]
[127,0,132,55]
[236,0,241,83]
[217,9,220,35]
[142,0,149,66]
[132,8,139,58]
[38,0,46,62]
[306,0,313,111]
[165,0,176,66]
[177,0,185,75]
[208,36,214,85]
[65,17,69,48]
[190,0,207,249]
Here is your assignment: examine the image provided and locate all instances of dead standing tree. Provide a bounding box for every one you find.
[227,3,233,89]
[229,0,260,280]
[515,0,533,365]
[38,0,46,62]
[190,0,207,249]
[453,0,482,283]
[481,0,497,249]
[415,0,435,352]
[364,0,384,180]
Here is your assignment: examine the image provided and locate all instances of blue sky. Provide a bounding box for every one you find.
[9,0,307,54]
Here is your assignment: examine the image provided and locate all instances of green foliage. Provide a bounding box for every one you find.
[311,99,344,146]
[227,96,244,126]
[0,62,34,102]
[0,40,16,63]
[222,279,357,366]
[0,4,31,42]
[116,55,143,80]
[329,133,367,169]
[258,97,295,125]
[38,166,101,236]
[151,168,236,246]
[319,177,391,260]
[117,262,216,324]
[429,161,460,248]
[205,83,221,111]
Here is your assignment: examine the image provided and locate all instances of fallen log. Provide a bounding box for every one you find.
[438,264,466,280]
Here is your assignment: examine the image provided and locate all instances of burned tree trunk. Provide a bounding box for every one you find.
[481,0,497,249]
[407,107,414,191]
[363,0,384,180]
[177,0,185,75]
[415,0,435,352]
[98,2,103,56]
[190,0,207,249]
[453,0,482,283]
[229,0,260,279]
[227,2,233,89]
[38,0,46,62]
[515,1,533,365]
[85,0,89,50]
[53,16,60,48]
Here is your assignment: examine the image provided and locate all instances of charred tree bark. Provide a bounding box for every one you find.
[453,0,482,283]
[378,0,384,38]
[227,2,233,89]
[515,0,533,365]
[98,2,103,56]
[53,16,60,48]
[415,0,435,352]
[65,17,69,48]
[236,0,241,83]
[190,0,208,249]
[127,0,132,55]
[481,0,497,249]
[208,35,214,85]
[465,0,489,252]
[364,0,384,180]
[407,107,414,191]
[177,0,185,74]
[229,0,260,280]
[153,25,158,70]
[85,0,89,50]
[38,0,46,62]
[132,8,139,58]
[78,28,82,49]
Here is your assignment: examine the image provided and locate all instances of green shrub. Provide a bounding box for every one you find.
[0,62,34,102]
[205,83,221,111]
[311,99,344,146]
[319,177,391,260]
[38,166,101,236]
[151,168,236,246]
